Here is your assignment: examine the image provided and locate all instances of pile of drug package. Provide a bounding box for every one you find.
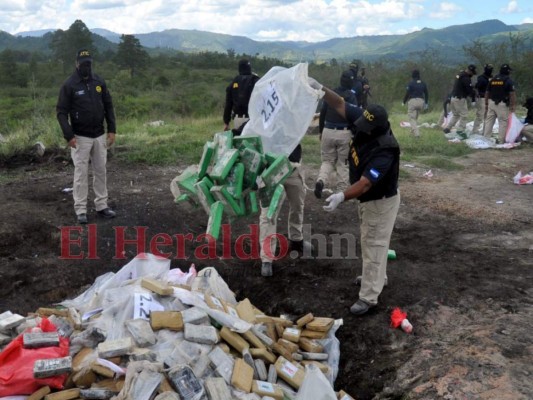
[171,131,293,240]
[0,254,356,400]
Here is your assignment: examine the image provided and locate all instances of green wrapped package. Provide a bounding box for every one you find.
[175,166,199,196]
[233,135,263,153]
[387,249,397,260]
[210,185,245,216]
[246,190,259,215]
[226,162,245,199]
[257,155,294,189]
[210,149,239,181]
[213,131,233,159]
[198,141,216,179]
[194,176,216,215]
[239,147,265,190]
[266,184,286,223]
[206,201,224,240]
[264,152,279,165]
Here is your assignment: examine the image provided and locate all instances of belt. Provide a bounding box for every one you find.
[324,122,350,130]
[234,114,248,119]
[451,96,464,100]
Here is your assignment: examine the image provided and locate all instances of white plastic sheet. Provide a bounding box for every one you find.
[242,63,322,156]
[505,112,524,143]
[295,364,337,400]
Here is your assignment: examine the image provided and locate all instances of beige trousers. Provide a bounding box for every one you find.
[483,100,509,142]
[446,97,468,132]
[260,165,306,262]
[357,192,400,305]
[407,98,424,136]
[71,135,109,215]
[472,99,486,134]
[317,127,351,189]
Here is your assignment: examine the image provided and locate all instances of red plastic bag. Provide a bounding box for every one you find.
[0,318,70,396]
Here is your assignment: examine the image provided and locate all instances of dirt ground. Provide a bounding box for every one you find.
[0,145,532,399]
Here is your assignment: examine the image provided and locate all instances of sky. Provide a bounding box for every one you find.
[1,0,532,42]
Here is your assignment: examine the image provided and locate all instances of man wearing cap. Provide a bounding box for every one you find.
[57,49,116,224]
[472,64,493,134]
[443,64,477,139]
[314,70,357,198]
[223,59,260,131]
[308,77,400,315]
[402,69,429,137]
[483,64,516,143]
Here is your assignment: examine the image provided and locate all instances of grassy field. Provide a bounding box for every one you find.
[0,110,481,172]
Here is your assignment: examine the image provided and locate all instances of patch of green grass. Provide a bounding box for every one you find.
[301,134,321,166]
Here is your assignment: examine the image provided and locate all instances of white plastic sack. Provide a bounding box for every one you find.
[318,319,343,385]
[295,364,337,400]
[242,63,322,155]
[505,112,524,143]
[464,134,495,149]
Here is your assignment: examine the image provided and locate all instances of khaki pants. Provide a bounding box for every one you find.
[446,97,468,132]
[472,100,486,134]
[521,124,533,141]
[234,116,249,130]
[260,165,305,262]
[407,98,424,136]
[357,192,400,305]
[317,127,351,190]
[71,135,109,215]
[483,100,509,142]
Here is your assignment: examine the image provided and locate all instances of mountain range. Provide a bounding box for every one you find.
[5,19,533,63]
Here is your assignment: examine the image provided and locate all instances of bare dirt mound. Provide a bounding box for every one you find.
[0,147,531,399]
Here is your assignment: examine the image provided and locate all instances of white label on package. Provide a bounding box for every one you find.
[210,296,224,309]
[133,293,164,320]
[340,396,352,400]
[258,381,275,393]
[281,361,298,378]
[259,81,283,130]
[285,327,299,335]
[226,306,239,318]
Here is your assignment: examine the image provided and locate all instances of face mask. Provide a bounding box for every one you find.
[78,63,92,78]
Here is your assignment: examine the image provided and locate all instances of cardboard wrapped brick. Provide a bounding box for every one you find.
[231,358,254,393]
[150,311,184,331]
[251,380,284,400]
[274,356,305,390]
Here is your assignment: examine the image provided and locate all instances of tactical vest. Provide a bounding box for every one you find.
[489,75,509,105]
[231,74,258,116]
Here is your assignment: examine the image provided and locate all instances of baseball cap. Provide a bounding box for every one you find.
[340,70,354,89]
[354,104,389,133]
[467,64,477,74]
[238,59,251,75]
[500,63,512,74]
[76,49,92,63]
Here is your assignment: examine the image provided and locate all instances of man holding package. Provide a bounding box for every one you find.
[308,78,400,315]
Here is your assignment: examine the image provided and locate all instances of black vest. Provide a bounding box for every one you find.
[489,75,510,104]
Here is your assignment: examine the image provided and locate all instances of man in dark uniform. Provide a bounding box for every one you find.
[314,70,357,198]
[349,62,364,107]
[359,67,371,109]
[57,49,116,224]
[308,77,400,316]
[472,63,493,134]
[402,69,429,137]
[223,59,260,131]
[483,64,516,143]
[443,64,477,139]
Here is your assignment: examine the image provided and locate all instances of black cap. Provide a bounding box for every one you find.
[238,59,251,75]
[500,63,512,75]
[467,64,477,74]
[340,70,355,89]
[354,104,389,133]
[76,49,92,63]
[412,69,420,79]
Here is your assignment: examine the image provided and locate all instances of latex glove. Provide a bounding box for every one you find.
[323,192,345,212]
[424,103,428,110]
[471,101,476,107]
[308,77,323,91]
[402,102,405,107]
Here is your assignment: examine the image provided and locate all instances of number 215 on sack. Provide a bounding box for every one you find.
[260,81,283,129]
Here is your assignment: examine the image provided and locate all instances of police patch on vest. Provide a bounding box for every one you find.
[369,168,380,180]
[233,83,239,89]
[75,90,85,96]
[96,85,102,93]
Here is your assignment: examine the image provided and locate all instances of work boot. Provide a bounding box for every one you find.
[314,180,324,199]
[443,128,451,134]
[261,262,273,277]
[77,213,88,224]
[290,240,315,254]
[350,299,376,315]
[97,207,116,218]
[355,275,388,287]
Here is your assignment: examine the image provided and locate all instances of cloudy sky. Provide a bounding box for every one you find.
[2,0,532,42]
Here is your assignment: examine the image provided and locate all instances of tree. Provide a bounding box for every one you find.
[0,49,18,85]
[50,20,94,72]
[115,34,149,78]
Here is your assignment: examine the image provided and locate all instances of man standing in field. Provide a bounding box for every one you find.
[483,64,516,143]
[57,49,116,224]
[402,69,429,137]
[443,64,477,139]
[223,59,260,131]
[472,63,493,134]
